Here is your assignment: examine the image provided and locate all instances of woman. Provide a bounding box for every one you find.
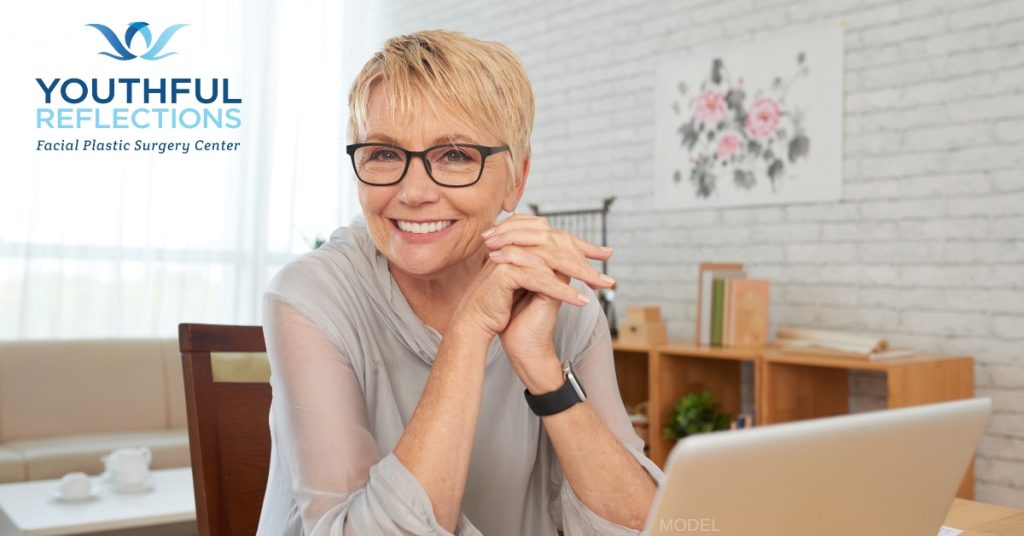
[258,29,662,536]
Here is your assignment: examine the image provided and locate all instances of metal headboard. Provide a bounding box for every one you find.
[528,197,615,275]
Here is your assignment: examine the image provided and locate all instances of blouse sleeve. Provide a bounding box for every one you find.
[555,311,665,535]
[262,293,481,535]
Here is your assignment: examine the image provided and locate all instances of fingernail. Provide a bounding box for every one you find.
[600,274,616,285]
[488,250,502,258]
[601,246,613,252]
[482,227,497,238]
[577,293,591,304]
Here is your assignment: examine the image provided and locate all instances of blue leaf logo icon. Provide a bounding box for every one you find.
[86,22,188,61]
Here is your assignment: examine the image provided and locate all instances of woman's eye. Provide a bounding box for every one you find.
[370,149,399,161]
[442,149,474,162]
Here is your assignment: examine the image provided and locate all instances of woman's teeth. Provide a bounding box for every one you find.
[396,220,453,234]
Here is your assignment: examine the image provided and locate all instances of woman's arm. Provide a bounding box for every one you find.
[391,318,492,531]
[263,294,483,535]
[401,252,599,531]
[480,217,660,531]
[539,311,661,532]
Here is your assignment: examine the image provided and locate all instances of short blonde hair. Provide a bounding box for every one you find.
[347,30,535,180]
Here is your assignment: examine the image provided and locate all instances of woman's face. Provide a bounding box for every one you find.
[357,87,526,280]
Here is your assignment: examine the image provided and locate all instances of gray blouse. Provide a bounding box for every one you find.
[256,225,663,535]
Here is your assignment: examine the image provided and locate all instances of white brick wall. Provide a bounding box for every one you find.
[365,0,1024,507]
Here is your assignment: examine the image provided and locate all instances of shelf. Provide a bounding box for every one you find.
[661,342,762,362]
[763,350,972,371]
[611,339,764,468]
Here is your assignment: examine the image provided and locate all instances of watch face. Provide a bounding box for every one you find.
[566,365,587,401]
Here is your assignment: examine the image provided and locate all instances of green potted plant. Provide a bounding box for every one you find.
[663,390,732,440]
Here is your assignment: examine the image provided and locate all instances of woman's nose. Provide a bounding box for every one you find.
[397,155,441,206]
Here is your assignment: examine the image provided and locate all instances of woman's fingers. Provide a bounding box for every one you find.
[489,247,590,306]
[486,230,613,289]
[485,214,613,262]
[484,228,613,261]
[482,213,550,236]
[482,214,615,289]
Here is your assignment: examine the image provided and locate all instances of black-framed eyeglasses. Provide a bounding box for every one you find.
[345,142,510,188]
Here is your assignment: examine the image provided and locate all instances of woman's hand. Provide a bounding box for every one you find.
[451,241,592,343]
[479,215,614,392]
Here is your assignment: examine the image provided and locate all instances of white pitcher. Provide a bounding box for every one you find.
[102,447,152,489]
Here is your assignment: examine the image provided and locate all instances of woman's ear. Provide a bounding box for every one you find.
[502,153,530,213]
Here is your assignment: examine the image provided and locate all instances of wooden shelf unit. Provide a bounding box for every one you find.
[611,341,976,498]
[613,339,762,468]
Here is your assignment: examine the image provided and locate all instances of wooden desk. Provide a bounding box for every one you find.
[944,499,1024,536]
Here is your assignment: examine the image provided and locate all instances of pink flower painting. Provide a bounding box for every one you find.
[744,98,780,139]
[694,90,727,125]
[716,132,741,159]
[672,54,811,198]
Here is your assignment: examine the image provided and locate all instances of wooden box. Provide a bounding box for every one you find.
[617,320,668,346]
[626,306,662,324]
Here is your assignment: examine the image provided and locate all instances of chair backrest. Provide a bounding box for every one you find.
[179,323,271,536]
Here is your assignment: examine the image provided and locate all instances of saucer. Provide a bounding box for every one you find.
[109,478,153,494]
[51,485,101,503]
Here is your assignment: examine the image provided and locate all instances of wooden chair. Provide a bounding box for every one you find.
[179,323,272,536]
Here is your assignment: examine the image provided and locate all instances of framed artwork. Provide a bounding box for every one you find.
[653,22,844,209]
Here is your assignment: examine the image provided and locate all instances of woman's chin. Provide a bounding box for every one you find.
[387,253,449,279]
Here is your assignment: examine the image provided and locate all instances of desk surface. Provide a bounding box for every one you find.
[944,498,1024,536]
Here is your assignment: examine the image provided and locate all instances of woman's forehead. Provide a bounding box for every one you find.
[365,86,496,145]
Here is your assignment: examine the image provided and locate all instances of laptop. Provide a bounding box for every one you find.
[644,398,992,536]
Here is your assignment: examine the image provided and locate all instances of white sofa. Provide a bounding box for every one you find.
[0,339,190,482]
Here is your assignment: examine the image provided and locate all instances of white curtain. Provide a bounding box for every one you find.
[0,0,366,339]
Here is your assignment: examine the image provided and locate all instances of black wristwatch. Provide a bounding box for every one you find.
[524,362,587,416]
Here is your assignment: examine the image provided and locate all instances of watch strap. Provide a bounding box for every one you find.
[524,362,586,416]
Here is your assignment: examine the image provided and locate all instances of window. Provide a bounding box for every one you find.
[0,1,365,339]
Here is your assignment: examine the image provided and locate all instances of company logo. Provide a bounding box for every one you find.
[86,22,188,61]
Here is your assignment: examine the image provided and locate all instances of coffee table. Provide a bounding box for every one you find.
[0,468,196,536]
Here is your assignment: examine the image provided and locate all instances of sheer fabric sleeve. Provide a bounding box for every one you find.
[555,311,665,535]
[261,293,480,535]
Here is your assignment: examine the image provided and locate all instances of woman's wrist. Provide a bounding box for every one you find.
[445,315,498,351]
[515,352,565,395]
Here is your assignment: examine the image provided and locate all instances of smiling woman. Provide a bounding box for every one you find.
[257,29,662,536]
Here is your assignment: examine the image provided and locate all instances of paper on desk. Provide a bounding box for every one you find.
[937,525,963,536]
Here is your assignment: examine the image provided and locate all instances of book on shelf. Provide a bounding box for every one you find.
[775,326,915,361]
[696,262,745,346]
[710,279,726,346]
[725,279,771,348]
[695,262,770,348]
[775,342,916,361]
[723,279,733,346]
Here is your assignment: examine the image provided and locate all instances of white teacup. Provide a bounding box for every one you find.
[59,472,92,500]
